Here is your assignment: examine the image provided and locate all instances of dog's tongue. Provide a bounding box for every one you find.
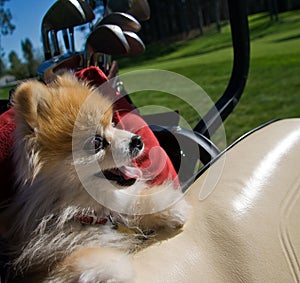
[120,166,143,180]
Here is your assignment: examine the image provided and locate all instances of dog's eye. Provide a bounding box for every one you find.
[84,135,109,153]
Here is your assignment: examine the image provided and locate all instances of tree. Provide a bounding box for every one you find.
[0,0,14,36]
[0,0,15,67]
[21,38,39,77]
[8,51,28,79]
[267,0,279,21]
[0,56,6,76]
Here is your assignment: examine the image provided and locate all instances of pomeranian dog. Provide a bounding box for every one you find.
[1,73,188,282]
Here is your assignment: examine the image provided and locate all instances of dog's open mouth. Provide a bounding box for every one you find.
[101,166,142,186]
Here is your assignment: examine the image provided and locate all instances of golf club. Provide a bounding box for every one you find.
[42,0,95,60]
[107,0,132,13]
[123,31,145,55]
[38,52,84,83]
[62,29,71,52]
[85,24,130,68]
[95,12,141,32]
[127,0,150,21]
[51,30,61,56]
[89,52,111,71]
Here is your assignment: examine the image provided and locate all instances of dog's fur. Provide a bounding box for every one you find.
[0,74,188,282]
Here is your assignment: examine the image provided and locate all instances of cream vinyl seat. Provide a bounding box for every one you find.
[133,119,300,283]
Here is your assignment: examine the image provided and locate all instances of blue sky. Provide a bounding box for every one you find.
[2,1,53,61]
[2,0,90,63]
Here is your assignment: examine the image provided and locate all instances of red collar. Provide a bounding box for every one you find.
[74,212,108,225]
[74,212,152,239]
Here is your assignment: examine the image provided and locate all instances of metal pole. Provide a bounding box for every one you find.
[193,0,250,139]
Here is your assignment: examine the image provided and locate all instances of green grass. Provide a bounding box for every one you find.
[0,86,11,99]
[118,10,300,147]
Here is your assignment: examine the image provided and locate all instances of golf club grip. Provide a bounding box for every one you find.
[62,29,70,51]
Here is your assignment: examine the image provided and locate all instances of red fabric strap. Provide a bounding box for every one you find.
[0,109,16,204]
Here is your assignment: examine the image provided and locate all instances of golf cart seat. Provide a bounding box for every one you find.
[132,118,300,283]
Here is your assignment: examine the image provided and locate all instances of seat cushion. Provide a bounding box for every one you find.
[133,119,300,283]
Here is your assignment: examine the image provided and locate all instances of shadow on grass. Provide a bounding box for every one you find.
[272,33,300,42]
[250,20,276,40]
[118,37,232,68]
[249,10,300,41]
[160,43,232,61]
[119,10,300,69]
[118,23,232,68]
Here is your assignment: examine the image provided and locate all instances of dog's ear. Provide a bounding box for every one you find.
[13,80,51,131]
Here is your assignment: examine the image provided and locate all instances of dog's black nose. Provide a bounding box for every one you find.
[129,135,143,157]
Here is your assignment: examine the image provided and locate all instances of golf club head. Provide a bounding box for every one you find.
[95,12,141,32]
[42,0,95,60]
[107,0,150,21]
[38,52,84,83]
[123,31,145,55]
[127,0,150,21]
[107,0,132,13]
[85,24,130,67]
